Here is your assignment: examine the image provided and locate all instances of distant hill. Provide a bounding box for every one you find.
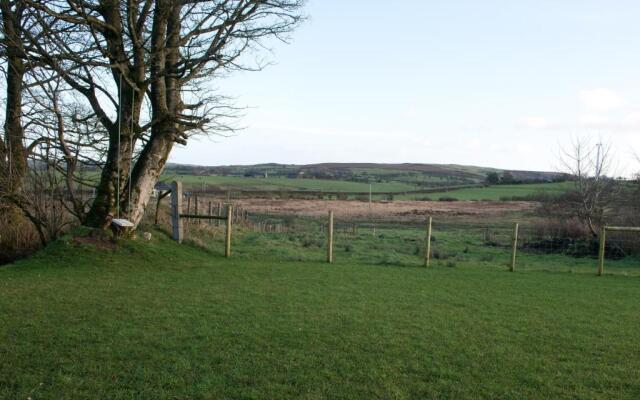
[165,162,567,186]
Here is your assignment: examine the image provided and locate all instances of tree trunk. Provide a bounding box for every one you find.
[0,2,26,194]
[84,86,140,228]
[110,2,181,228]
[122,3,182,227]
[83,127,135,228]
[76,1,148,229]
[126,126,175,226]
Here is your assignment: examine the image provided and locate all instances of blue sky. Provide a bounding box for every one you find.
[171,0,640,174]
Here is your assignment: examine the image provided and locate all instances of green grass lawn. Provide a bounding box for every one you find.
[2,229,639,399]
[400,181,574,201]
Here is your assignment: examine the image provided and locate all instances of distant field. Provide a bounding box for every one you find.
[164,174,420,193]
[401,181,574,201]
[161,174,572,200]
[165,163,566,190]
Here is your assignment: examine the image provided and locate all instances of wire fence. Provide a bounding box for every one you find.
[155,196,640,277]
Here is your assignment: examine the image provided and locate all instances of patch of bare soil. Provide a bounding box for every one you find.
[233,199,536,222]
[72,229,117,250]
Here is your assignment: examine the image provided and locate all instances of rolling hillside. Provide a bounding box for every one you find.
[163,163,569,196]
[166,162,566,183]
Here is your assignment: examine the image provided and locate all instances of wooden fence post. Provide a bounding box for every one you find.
[225,204,232,257]
[154,192,162,225]
[194,195,199,225]
[208,201,213,225]
[510,223,519,272]
[327,210,334,263]
[598,226,606,276]
[424,216,432,268]
[171,181,183,243]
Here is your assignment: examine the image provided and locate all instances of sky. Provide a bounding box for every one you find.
[170,0,640,175]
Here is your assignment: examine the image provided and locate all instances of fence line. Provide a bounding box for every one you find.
[170,181,233,257]
[159,181,640,276]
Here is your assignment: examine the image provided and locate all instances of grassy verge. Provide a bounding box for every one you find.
[186,218,640,276]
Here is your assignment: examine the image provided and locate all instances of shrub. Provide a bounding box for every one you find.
[0,208,44,265]
[433,250,457,260]
[377,253,398,266]
[479,254,494,262]
[301,236,321,248]
[529,218,588,239]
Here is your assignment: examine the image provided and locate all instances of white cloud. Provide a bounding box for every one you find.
[579,88,626,112]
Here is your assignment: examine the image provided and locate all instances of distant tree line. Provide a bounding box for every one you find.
[485,171,571,185]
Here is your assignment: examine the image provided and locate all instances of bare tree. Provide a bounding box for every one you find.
[0,1,60,248]
[23,69,109,221]
[0,0,100,245]
[559,138,620,236]
[24,0,305,230]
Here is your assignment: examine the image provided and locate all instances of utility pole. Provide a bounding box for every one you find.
[595,141,603,180]
[369,183,372,210]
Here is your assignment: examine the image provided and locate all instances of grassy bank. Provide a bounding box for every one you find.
[1,230,639,399]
